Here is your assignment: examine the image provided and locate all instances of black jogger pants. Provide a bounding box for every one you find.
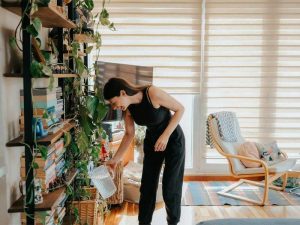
[138,125,185,225]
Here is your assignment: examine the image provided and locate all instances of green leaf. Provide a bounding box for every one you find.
[31,3,38,15]
[101,130,107,139]
[73,207,79,222]
[37,145,48,160]
[86,96,98,118]
[70,140,80,156]
[42,111,49,119]
[77,130,89,153]
[96,102,108,122]
[51,40,59,57]
[71,42,80,57]
[9,37,17,50]
[109,22,116,31]
[41,50,51,64]
[83,0,94,10]
[35,0,50,7]
[85,46,93,54]
[64,132,72,148]
[26,18,42,37]
[26,24,38,37]
[101,8,109,19]
[42,65,52,76]
[79,106,96,137]
[75,57,85,76]
[32,162,39,169]
[30,60,43,77]
[32,18,42,32]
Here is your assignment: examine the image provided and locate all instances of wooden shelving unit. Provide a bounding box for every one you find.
[8,188,65,213]
[2,2,75,28]
[8,168,78,213]
[3,73,78,78]
[6,121,76,147]
[3,0,80,223]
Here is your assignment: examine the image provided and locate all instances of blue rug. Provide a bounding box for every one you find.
[181,181,300,206]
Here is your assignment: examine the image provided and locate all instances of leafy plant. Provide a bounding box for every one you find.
[10,0,115,222]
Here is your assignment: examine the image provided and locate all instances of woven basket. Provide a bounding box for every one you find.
[72,187,99,225]
[107,161,124,204]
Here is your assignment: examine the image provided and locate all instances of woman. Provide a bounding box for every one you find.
[103,78,185,225]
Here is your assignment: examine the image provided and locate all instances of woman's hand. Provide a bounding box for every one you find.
[154,133,169,151]
[104,158,119,172]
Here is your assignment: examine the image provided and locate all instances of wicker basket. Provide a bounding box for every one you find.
[72,187,99,225]
[107,161,124,204]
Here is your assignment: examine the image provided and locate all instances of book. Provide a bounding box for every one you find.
[21,106,56,116]
[21,154,55,171]
[20,94,56,102]
[20,100,57,109]
[20,88,56,96]
[20,163,56,179]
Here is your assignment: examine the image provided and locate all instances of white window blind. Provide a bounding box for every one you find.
[93,0,202,93]
[204,0,300,156]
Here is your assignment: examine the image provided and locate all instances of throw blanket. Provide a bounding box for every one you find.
[206,111,238,147]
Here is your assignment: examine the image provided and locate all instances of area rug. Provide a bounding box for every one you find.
[181,181,300,206]
[197,218,300,225]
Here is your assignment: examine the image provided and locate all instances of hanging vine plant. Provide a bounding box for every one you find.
[7,0,116,222]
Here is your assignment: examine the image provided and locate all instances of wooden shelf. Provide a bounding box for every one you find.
[6,121,76,147]
[8,187,65,213]
[65,168,78,186]
[74,34,94,43]
[2,2,76,28]
[7,169,78,213]
[3,73,78,78]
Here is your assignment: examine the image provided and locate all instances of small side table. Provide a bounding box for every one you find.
[287,169,300,196]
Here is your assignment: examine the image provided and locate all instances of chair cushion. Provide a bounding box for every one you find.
[238,142,261,168]
[236,158,297,175]
[256,141,282,165]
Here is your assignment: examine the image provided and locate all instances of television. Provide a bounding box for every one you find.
[95,61,153,121]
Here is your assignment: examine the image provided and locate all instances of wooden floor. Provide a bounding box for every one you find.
[103,202,300,225]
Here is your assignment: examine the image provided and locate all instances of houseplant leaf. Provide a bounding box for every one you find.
[96,102,108,122]
[86,96,98,118]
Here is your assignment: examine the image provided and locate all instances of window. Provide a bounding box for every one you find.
[203,0,300,164]
[94,0,300,173]
[94,0,202,170]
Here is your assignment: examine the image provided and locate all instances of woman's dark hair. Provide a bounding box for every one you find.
[103,77,148,100]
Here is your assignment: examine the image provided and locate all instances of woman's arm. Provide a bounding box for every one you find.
[105,109,135,169]
[148,86,185,151]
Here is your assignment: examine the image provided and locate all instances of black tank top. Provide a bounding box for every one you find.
[128,86,171,131]
[128,86,185,148]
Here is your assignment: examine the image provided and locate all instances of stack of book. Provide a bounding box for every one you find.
[55,139,66,178]
[20,138,66,191]
[56,87,64,119]
[54,192,68,224]
[20,88,60,135]
[21,144,56,191]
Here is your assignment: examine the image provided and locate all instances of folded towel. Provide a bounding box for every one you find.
[206,111,238,147]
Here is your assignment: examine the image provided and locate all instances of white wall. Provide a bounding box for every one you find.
[0,6,53,224]
[0,8,25,225]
